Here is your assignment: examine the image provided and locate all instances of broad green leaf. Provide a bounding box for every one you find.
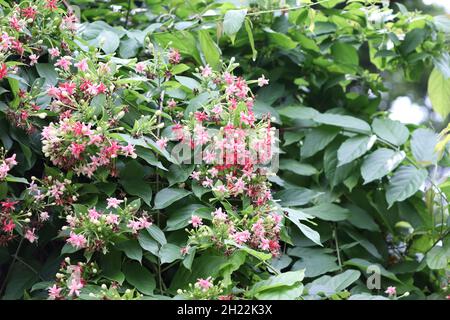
[428,68,450,119]
[278,105,319,120]
[301,126,340,158]
[116,240,142,262]
[292,253,339,278]
[302,203,349,221]
[138,229,159,256]
[372,118,409,146]
[264,28,297,50]
[337,135,376,166]
[331,42,359,66]
[321,0,345,9]
[174,75,200,90]
[411,128,439,165]
[98,30,120,54]
[153,188,191,209]
[385,165,428,208]
[223,9,247,36]
[275,187,320,206]
[285,213,322,246]
[314,113,371,134]
[324,143,357,188]
[146,224,167,245]
[198,30,221,70]
[165,205,210,231]
[426,246,449,270]
[400,28,425,55]
[159,243,182,264]
[279,159,317,176]
[250,270,305,294]
[344,258,401,282]
[36,63,58,86]
[361,148,405,184]
[123,261,156,295]
[119,160,152,206]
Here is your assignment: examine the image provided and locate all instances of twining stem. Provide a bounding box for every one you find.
[124,0,132,27]
[333,223,343,271]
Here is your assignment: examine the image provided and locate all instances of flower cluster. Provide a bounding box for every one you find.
[169,62,275,205]
[47,258,98,299]
[0,149,17,181]
[177,277,229,300]
[62,198,152,253]
[26,174,78,209]
[41,117,137,177]
[1,0,76,127]
[187,205,283,256]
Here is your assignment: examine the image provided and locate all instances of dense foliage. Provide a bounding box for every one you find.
[0,0,449,300]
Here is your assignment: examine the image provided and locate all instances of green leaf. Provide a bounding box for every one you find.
[153,188,191,209]
[301,126,340,158]
[337,135,376,166]
[279,159,317,176]
[275,187,320,207]
[324,143,357,188]
[307,270,361,296]
[223,9,247,36]
[198,30,221,70]
[314,113,371,134]
[385,165,428,208]
[426,246,449,270]
[244,18,257,61]
[302,203,349,221]
[344,258,401,283]
[36,63,58,86]
[291,250,339,278]
[119,160,152,206]
[285,212,322,246]
[331,42,359,66]
[159,243,182,264]
[400,28,425,55]
[361,148,405,184]
[250,270,305,294]
[411,128,439,165]
[321,0,345,9]
[372,118,409,146]
[138,229,159,256]
[165,205,209,231]
[98,30,121,54]
[116,240,142,262]
[5,176,28,184]
[99,250,125,284]
[264,28,297,50]
[123,261,156,295]
[167,164,194,186]
[146,224,167,245]
[174,75,200,90]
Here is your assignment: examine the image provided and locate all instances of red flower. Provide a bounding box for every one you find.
[0,63,7,80]
[1,200,19,212]
[2,219,15,233]
[22,7,38,20]
[45,0,58,11]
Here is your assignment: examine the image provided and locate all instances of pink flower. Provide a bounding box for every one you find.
[196,277,213,291]
[168,48,181,64]
[106,213,119,225]
[48,47,60,58]
[213,207,227,220]
[68,279,83,297]
[232,230,251,244]
[40,211,50,222]
[257,74,269,87]
[156,137,168,150]
[167,99,177,109]
[190,171,201,181]
[259,237,270,251]
[4,154,17,167]
[106,197,123,209]
[88,208,100,221]
[54,56,72,71]
[67,232,87,249]
[201,65,212,77]
[48,285,62,300]
[385,286,396,296]
[212,104,223,114]
[69,143,85,159]
[189,215,203,228]
[74,58,88,72]
[121,144,137,158]
[25,228,38,243]
[29,54,38,66]
[135,62,147,74]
